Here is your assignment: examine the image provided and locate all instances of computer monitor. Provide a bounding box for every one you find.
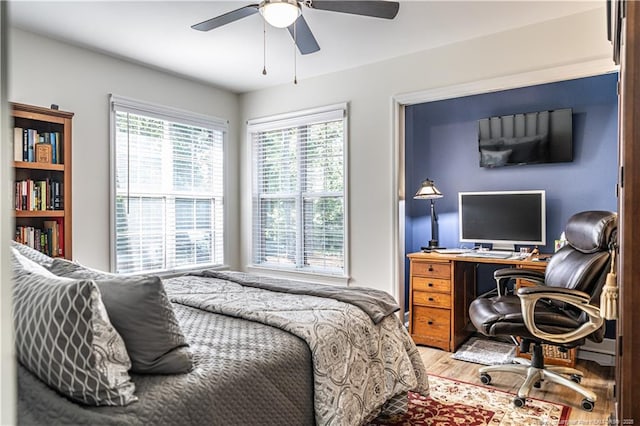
[458,190,546,251]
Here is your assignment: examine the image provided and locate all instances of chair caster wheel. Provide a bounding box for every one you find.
[581,398,595,412]
[571,374,582,384]
[534,381,541,388]
[513,397,526,408]
[480,373,491,385]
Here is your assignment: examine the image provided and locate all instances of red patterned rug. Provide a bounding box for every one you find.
[369,375,571,426]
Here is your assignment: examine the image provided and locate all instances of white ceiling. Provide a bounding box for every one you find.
[8,1,603,94]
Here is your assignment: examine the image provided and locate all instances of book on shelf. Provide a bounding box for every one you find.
[13,127,63,164]
[14,179,63,211]
[35,143,52,163]
[13,127,22,161]
[27,129,35,162]
[22,129,28,161]
[15,221,63,258]
[43,221,58,257]
[53,181,62,210]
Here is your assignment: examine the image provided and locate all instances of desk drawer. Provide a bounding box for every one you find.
[411,306,450,341]
[516,264,547,287]
[413,290,451,308]
[413,276,451,293]
[412,261,450,279]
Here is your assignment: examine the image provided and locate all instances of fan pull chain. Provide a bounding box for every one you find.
[262,19,267,75]
[293,20,298,84]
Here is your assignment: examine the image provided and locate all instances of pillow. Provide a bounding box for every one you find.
[478,137,505,151]
[48,258,118,278]
[10,247,58,278]
[49,259,193,374]
[502,136,541,163]
[11,254,137,406]
[10,240,54,268]
[480,149,512,167]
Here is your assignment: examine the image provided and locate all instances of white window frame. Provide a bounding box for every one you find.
[109,94,228,275]
[247,103,349,285]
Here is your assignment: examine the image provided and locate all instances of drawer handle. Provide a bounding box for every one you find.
[428,266,434,271]
[427,321,434,325]
[428,297,434,302]
[428,283,434,287]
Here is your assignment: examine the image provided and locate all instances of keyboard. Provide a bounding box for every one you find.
[433,248,473,254]
[458,250,514,259]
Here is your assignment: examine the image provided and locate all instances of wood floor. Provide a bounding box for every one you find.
[417,345,615,423]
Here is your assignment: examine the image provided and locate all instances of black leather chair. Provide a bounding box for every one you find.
[469,211,617,411]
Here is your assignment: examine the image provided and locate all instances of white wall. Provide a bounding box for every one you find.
[8,28,241,271]
[239,8,613,296]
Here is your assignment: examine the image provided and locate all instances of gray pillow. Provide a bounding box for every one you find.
[49,259,193,374]
[11,254,137,406]
[10,240,54,268]
[502,136,542,163]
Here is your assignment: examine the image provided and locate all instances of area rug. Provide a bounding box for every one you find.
[369,375,571,426]
[451,337,517,365]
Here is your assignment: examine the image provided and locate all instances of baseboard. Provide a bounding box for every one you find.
[577,338,616,367]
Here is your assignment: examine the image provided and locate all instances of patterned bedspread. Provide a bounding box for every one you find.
[165,271,429,426]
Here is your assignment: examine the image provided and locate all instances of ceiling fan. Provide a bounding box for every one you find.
[191,0,400,55]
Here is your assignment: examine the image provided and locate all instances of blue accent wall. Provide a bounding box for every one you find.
[405,73,618,306]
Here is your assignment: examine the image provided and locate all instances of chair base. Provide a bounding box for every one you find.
[478,356,597,410]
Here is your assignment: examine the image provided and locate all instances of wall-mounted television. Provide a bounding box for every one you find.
[458,190,546,251]
[478,108,573,168]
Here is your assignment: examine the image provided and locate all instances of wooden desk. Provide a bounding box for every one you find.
[406,251,549,352]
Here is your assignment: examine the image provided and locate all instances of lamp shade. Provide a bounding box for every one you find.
[414,179,443,199]
[260,0,301,28]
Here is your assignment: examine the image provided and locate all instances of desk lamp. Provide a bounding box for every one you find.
[414,178,444,251]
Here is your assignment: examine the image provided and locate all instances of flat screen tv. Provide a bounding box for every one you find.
[458,190,546,251]
[478,108,572,168]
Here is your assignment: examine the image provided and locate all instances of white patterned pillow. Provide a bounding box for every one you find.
[12,255,138,406]
[10,240,55,268]
[10,247,57,278]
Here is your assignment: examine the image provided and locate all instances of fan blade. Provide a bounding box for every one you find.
[191,4,260,31]
[309,1,399,19]
[287,15,320,55]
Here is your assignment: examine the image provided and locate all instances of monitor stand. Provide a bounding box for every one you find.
[491,243,515,252]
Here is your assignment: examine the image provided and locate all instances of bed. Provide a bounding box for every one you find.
[11,242,428,426]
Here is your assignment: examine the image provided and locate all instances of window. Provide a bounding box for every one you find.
[110,95,226,274]
[248,104,348,278]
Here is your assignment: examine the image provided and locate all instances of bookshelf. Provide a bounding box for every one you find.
[12,102,73,259]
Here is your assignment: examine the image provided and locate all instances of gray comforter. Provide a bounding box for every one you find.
[18,271,428,426]
[18,303,315,425]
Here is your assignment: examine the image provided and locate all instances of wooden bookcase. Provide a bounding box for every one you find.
[12,102,73,259]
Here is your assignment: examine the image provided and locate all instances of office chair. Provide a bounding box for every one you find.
[468,210,617,411]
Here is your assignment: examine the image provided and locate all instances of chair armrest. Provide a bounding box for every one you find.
[517,286,590,299]
[494,268,545,282]
[516,286,604,344]
[493,268,545,295]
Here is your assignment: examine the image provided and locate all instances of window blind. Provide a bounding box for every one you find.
[110,96,225,274]
[249,105,347,276]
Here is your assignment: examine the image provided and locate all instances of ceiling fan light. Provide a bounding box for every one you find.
[260,0,301,28]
